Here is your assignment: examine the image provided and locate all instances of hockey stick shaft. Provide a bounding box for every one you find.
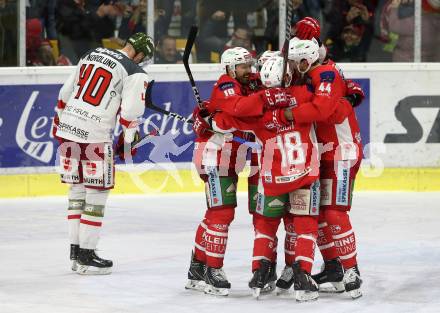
[142,82,260,149]
[281,0,293,88]
[183,26,203,108]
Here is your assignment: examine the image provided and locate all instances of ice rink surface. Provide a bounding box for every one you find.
[1,191,439,313]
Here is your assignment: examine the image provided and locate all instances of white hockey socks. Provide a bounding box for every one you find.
[79,188,109,250]
[67,184,86,245]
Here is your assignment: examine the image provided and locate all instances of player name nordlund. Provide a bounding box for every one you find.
[86,53,117,69]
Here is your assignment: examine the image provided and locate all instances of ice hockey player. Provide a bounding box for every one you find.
[272,16,365,298]
[53,33,154,275]
[211,55,354,301]
[186,47,292,296]
[284,37,364,299]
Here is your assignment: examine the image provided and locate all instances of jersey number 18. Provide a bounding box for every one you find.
[276,132,306,168]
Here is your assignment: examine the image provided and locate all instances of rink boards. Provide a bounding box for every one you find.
[0,64,439,197]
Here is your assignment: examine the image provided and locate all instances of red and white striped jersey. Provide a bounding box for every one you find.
[56,47,149,143]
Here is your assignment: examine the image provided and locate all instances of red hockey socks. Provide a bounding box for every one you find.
[252,215,281,272]
[317,211,339,261]
[193,218,208,263]
[325,209,358,269]
[204,207,235,268]
[294,215,318,274]
[283,214,296,266]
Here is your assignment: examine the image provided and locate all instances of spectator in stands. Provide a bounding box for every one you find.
[379,0,440,62]
[224,27,256,56]
[155,0,196,38]
[118,0,146,40]
[326,23,368,61]
[27,17,72,66]
[27,0,57,39]
[0,0,18,66]
[324,0,374,62]
[26,18,44,65]
[197,0,255,62]
[154,35,182,64]
[264,0,321,51]
[55,0,122,64]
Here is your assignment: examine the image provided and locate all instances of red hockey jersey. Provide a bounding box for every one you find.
[212,107,320,197]
[193,73,264,172]
[291,64,363,161]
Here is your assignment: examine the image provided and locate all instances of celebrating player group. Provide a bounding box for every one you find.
[187,17,365,301]
[53,15,366,303]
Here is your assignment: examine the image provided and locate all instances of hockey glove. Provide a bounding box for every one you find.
[52,113,63,144]
[261,108,290,130]
[345,79,365,107]
[115,130,140,161]
[262,88,293,110]
[295,17,321,40]
[192,105,212,139]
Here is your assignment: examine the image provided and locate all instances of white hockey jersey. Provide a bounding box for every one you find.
[56,47,149,143]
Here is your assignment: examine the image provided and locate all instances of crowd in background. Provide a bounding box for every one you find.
[0,0,439,66]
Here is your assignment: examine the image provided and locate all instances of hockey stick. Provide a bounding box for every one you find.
[281,0,293,88]
[183,25,203,108]
[132,81,260,150]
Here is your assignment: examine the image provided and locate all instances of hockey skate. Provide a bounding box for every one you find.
[204,267,231,296]
[275,265,294,295]
[261,262,277,294]
[185,252,206,292]
[76,248,113,275]
[292,262,319,302]
[248,259,272,299]
[343,265,362,299]
[70,244,79,272]
[312,258,345,293]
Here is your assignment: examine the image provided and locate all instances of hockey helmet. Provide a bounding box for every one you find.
[288,37,320,73]
[220,47,254,78]
[260,56,291,88]
[256,50,281,71]
[127,32,155,61]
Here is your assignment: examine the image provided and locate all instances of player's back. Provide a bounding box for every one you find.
[213,109,320,197]
[308,64,362,161]
[57,47,147,143]
[256,122,319,196]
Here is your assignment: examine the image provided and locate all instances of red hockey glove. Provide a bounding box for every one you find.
[192,105,212,139]
[345,79,365,107]
[261,108,290,130]
[115,130,140,161]
[52,113,63,144]
[295,17,321,40]
[261,88,293,110]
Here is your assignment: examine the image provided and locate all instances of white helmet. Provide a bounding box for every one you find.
[257,50,281,70]
[221,47,254,78]
[288,37,320,73]
[260,56,291,88]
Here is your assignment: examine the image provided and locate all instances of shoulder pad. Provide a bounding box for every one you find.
[319,71,336,83]
[218,81,235,91]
